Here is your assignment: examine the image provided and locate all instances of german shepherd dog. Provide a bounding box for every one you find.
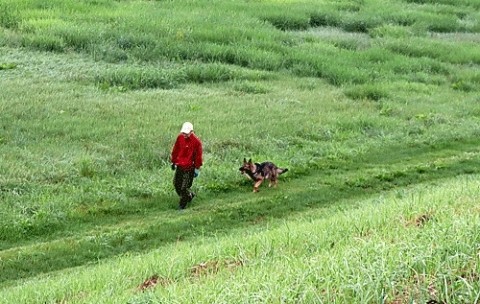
[239,158,288,192]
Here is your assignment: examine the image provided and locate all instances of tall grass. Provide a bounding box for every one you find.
[2,0,478,87]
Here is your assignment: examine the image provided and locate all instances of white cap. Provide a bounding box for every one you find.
[180,122,193,134]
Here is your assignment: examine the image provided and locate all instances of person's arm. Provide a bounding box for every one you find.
[171,136,180,165]
[194,138,203,169]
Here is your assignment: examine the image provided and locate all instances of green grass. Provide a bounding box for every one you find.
[1,0,480,302]
[1,174,479,303]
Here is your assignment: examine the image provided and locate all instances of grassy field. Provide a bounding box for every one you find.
[1,0,480,303]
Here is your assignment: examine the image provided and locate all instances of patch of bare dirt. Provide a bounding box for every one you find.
[404,213,434,228]
[137,275,173,292]
[190,259,244,278]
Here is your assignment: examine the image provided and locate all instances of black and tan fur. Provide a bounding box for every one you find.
[239,158,288,192]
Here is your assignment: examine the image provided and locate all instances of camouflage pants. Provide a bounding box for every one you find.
[173,167,195,209]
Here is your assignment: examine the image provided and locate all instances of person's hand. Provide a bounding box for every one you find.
[194,168,200,178]
[171,163,176,171]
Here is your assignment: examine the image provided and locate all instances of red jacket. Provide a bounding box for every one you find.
[171,133,203,170]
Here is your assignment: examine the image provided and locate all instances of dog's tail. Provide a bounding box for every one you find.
[278,168,288,175]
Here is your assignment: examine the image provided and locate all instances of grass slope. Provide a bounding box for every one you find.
[0,135,479,286]
[1,0,480,302]
[1,175,479,303]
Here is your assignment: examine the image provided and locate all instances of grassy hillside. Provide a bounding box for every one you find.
[2,175,479,303]
[1,0,479,302]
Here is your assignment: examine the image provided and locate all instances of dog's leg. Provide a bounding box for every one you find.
[253,180,262,192]
[270,178,278,188]
[269,173,278,187]
[270,179,277,188]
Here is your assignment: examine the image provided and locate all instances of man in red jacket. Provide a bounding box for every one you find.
[170,122,203,209]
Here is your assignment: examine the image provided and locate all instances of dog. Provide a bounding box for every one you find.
[239,158,288,192]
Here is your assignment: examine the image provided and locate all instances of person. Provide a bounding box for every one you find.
[170,122,203,210]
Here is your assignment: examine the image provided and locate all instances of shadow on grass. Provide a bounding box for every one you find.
[0,138,479,286]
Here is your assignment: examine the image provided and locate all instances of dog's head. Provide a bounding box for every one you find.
[239,158,255,175]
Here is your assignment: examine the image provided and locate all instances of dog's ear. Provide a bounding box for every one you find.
[243,158,247,163]
[248,158,252,163]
